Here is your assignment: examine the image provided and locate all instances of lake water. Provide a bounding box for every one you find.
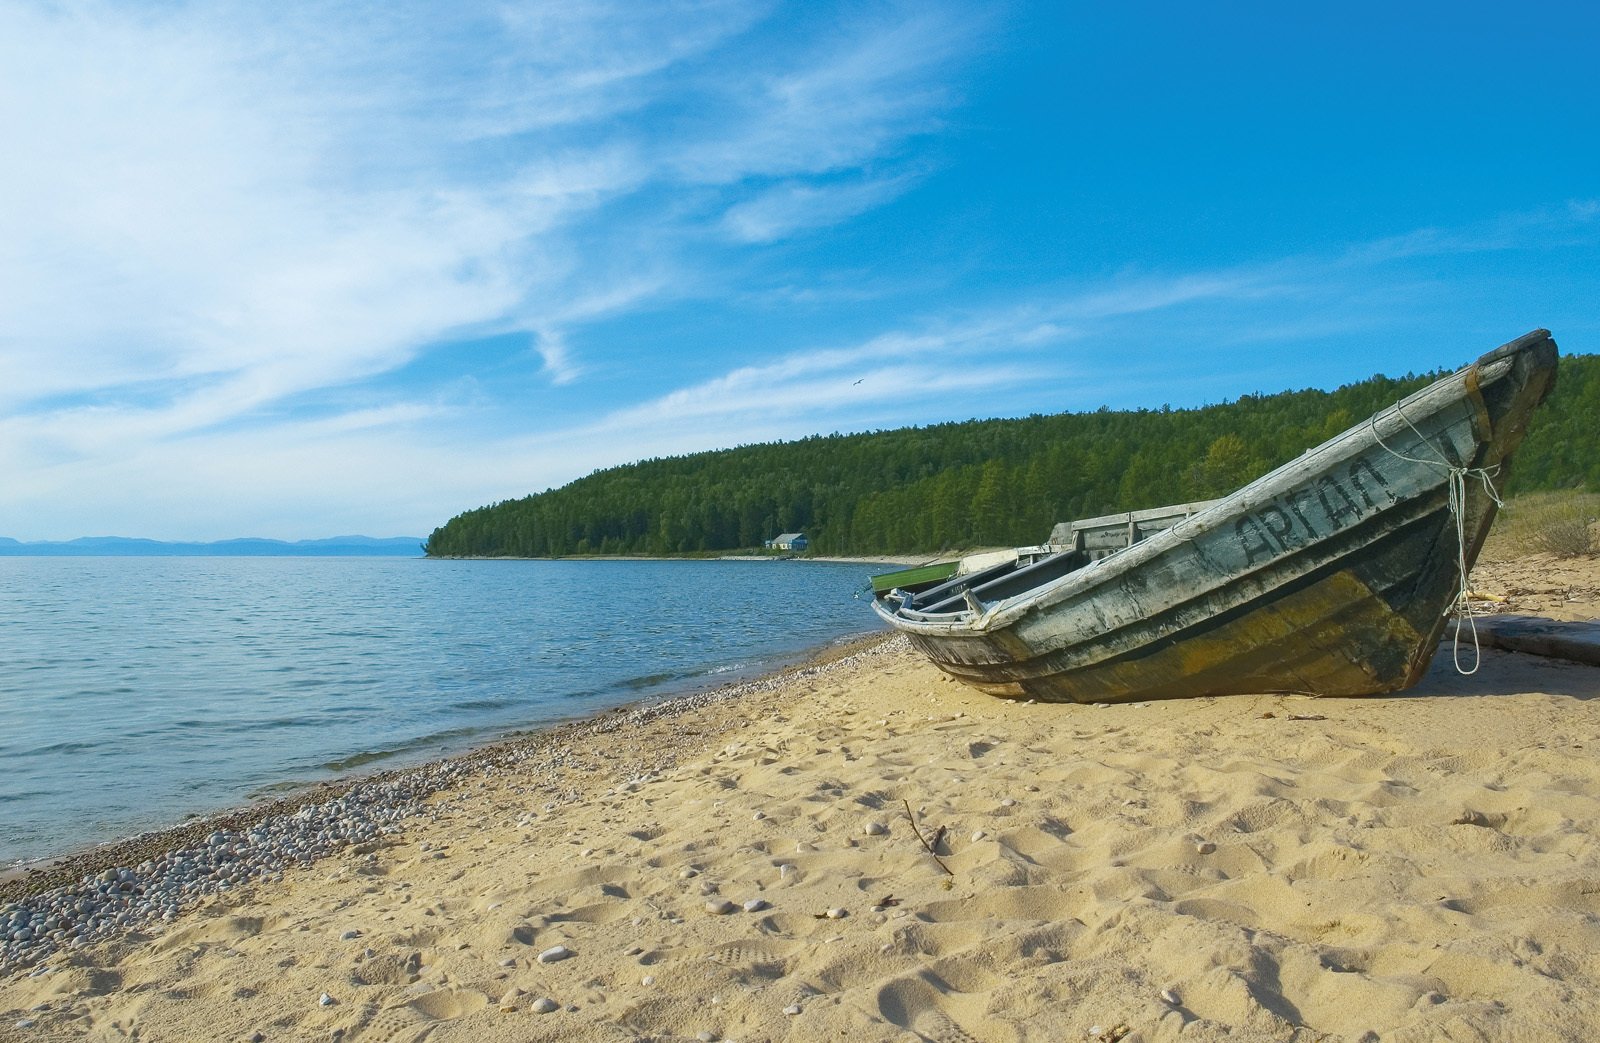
[0,557,884,866]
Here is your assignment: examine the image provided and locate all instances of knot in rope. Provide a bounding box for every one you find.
[1370,404,1504,675]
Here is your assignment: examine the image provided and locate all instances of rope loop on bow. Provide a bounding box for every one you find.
[1370,403,1503,675]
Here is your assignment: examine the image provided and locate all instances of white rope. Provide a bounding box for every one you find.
[1369,403,1504,675]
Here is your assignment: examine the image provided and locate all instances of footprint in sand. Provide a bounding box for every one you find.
[877,972,989,1043]
[667,938,802,978]
[342,988,489,1043]
[342,1002,432,1043]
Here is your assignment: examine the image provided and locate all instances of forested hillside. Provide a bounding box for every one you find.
[425,354,1599,558]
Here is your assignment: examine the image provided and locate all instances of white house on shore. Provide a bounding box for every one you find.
[764,532,808,551]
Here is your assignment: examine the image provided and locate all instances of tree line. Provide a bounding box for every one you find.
[424,354,1599,558]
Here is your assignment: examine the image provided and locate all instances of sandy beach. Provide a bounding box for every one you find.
[4,553,1599,1042]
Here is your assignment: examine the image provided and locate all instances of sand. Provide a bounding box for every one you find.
[3,555,1599,1043]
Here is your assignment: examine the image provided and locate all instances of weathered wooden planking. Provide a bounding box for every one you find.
[874,330,1561,703]
[1049,500,1220,559]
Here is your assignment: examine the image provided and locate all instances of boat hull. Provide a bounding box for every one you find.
[875,331,1560,702]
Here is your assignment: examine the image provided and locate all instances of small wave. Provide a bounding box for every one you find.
[12,740,100,758]
[453,697,517,712]
[320,749,403,771]
[247,779,317,798]
[617,669,692,691]
[311,723,502,775]
[220,716,319,733]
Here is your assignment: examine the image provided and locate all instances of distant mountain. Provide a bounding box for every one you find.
[0,536,425,557]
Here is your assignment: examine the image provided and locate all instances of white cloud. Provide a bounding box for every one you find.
[721,175,916,243]
[670,8,964,183]
[0,0,985,538]
[0,1,963,417]
[5,2,1590,542]
[566,269,1276,439]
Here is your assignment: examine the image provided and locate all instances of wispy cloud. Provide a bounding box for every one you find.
[2,1,1595,541]
[721,174,919,243]
[580,270,1270,432]
[0,1,966,426]
[669,7,966,183]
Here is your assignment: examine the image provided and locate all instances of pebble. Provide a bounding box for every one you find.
[642,974,655,985]
[1000,798,1017,808]
[1196,841,1217,855]
[680,868,699,879]
[531,997,559,1014]
[863,822,888,836]
[752,811,766,821]
[783,1004,802,1015]
[970,830,987,842]
[1161,988,1180,1005]
[538,945,573,963]
[706,900,736,915]
[779,864,796,879]
[825,907,847,919]
[697,1033,717,1042]
[0,639,909,977]
[0,761,472,973]
[339,929,361,940]
[742,898,768,913]
[318,992,336,1007]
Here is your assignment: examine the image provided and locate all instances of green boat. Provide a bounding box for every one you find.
[869,560,960,597]
[870,547,1057,598]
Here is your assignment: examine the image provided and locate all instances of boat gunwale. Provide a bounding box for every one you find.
[873,342,1536,638]
[920,493,1459,692]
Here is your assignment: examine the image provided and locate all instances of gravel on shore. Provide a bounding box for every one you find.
[0,633,901,978]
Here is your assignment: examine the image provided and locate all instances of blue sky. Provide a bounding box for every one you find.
[1,1,1595,541]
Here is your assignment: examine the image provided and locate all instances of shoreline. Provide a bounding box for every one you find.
[0,632,894,966]
[1,606,891,883]
[4,553,1598,1040]
[421,553,927,565]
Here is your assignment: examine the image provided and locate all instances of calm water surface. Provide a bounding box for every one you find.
[0,557,882,865]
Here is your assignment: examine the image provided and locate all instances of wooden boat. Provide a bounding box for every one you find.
[873,330,1560,702]
[870,560,960,597]
[869,547,1053,598]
